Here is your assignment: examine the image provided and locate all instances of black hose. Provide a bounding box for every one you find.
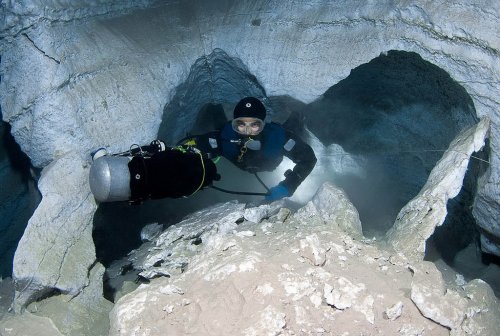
[209,172,271,196]
[210,185,269,196]
[253,173,270,192]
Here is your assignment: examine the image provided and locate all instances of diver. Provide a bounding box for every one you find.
[179,97,317,201]
[89,97,316,203]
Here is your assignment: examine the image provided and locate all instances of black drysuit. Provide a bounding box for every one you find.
[187,121,317,195]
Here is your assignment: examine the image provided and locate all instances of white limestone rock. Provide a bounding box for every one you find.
[386,118,490,260]
[323,278,375,324]
[109,189,463,335]
[125,202,245,281]
[24,263,113,336]
[291,182,363,241]
[311,182,363,237]
[399,325,425,336]
[323,278,365,310]
[450,279,500,336]
[235,230,256,238]
[140,223,163,242]
[385,301,404,321]
[243,202,283,223]
[299,234,327,266]
[242,306,287,336]
[1,0,154,39]
[244,205,269,224]
[0,311,63,336]
[410,262,467,329]
[109,188,500,335]
[272,208,292,223]
[12,153,98,310]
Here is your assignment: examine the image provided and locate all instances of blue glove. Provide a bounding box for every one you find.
[265,184,290,201]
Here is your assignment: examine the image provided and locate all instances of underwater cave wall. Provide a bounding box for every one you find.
[0,0,498,308]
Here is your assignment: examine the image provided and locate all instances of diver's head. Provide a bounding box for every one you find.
[232,97,266,136]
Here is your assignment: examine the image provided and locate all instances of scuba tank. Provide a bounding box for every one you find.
[89,155,132,202]
[89,141,219,203]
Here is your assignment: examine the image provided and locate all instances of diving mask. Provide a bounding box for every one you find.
[232,117,264,136]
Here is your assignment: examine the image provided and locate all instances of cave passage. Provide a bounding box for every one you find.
[91,49,499,295]
[306,50,479,236]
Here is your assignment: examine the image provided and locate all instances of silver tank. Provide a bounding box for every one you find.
[89,156,132,202]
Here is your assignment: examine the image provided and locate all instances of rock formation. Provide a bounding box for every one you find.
[0,0,499,335]
[107,179,499,336]
[12,153,98,309]
[387,118,490,260]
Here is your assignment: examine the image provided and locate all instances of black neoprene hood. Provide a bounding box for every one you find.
[233,97,266,121]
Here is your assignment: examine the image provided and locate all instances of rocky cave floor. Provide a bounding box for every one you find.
[107,185,500,336]
[2,183,499,336]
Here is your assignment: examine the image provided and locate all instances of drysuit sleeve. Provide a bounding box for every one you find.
[280,131,317,194]
[177,131,222,159]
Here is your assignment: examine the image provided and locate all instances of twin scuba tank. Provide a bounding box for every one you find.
[89,140,219,203]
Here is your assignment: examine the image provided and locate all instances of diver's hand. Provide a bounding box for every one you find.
[265,184,290,201]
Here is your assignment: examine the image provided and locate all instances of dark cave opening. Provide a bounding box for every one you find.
[92,49,497,297]
[0,112,41,279]
[306,50,480,236]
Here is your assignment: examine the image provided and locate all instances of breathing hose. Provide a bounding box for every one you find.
[253,173,271,192]
[210,173,270,196]
[210,185,269,196]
